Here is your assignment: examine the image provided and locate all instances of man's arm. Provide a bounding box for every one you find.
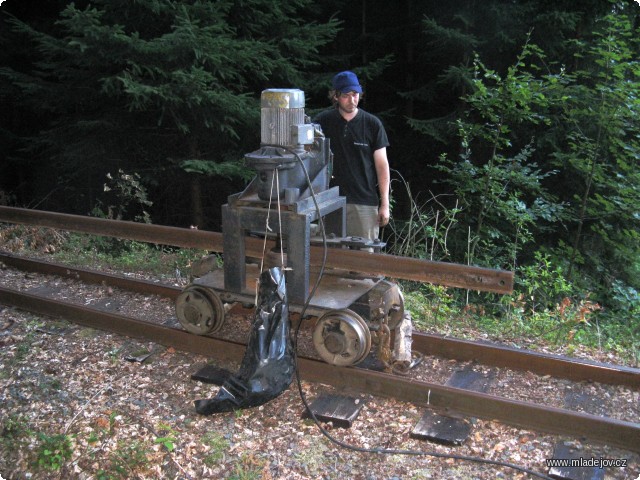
[373,147,390,227]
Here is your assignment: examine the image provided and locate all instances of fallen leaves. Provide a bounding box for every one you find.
[0,260,639,479]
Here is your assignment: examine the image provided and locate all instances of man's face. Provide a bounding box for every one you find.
[336,91,360,114]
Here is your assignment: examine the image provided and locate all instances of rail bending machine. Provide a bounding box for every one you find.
[176,88,411,370]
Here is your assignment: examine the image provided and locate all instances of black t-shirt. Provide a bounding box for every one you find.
[313,108,389,206]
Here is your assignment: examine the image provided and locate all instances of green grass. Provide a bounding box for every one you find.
[154,422,177,452]
[228,452,266,480]
[0,224,206,278]
[96,440,151,480]
[52,232,205,278]
[0,414,30,449]
[34,432,74,471]
[403,282,639,365]
[202,431,231,466]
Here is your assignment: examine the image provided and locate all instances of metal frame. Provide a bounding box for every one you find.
[222,187,346,304]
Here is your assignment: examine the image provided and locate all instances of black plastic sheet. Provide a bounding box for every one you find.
[195,267,295,414]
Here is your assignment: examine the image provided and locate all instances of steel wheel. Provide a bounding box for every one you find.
[312,309,371,366]
[175,286,225,335]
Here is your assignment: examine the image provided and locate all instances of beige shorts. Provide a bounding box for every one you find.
[346,204,379,241]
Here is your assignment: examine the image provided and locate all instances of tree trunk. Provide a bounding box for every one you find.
[190,177,204,228]
[187,137,204,228]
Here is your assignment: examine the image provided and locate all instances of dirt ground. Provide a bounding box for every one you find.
[1,303,638,479]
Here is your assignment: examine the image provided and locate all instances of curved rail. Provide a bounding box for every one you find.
[0,206,513,293]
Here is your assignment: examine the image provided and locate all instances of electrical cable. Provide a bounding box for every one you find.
[260,143,553,480]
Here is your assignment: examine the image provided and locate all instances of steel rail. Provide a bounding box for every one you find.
[0,285,638,453]
[0,251,181,300]
[0,206,513,294]
[2,252,639,388]
[411,334,640,389]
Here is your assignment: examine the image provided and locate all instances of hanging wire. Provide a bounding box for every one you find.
[275,169,286,269]
[256,170,277,305]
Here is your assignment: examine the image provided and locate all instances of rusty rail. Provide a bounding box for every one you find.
[0,285,638,453]
[0,206,513,294]
[411,333,640,388]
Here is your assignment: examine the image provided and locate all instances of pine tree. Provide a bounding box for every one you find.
[0,0,339,227]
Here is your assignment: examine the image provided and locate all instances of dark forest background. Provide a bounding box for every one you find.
[1,0,638,323]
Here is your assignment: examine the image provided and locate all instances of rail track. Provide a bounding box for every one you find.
[1,207,639,468]
[0,250,638,457]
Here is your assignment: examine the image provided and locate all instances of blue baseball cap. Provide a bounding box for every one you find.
[332,71,362,94]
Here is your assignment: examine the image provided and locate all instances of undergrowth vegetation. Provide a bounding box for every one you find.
[388,178,639,366]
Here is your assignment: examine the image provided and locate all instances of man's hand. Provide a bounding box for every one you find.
[378,204,390,227]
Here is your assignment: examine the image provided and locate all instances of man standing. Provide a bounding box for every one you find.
[314,71,391,242]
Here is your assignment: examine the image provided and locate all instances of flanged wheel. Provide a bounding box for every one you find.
[175,286,225,335]
[312,309,372,366]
